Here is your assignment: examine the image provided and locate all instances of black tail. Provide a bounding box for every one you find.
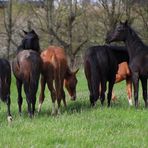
[89,56,100,102]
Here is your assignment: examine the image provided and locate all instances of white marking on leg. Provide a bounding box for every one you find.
[128,98,133,106]
[51,103,56,115]
[57,108,61,115]
[38,103,42,113]
[7,116,12,123]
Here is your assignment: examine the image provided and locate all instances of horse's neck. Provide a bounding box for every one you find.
[125,28,145,59]
[65,67,72,79]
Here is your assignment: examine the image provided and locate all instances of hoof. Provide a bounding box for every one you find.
[128,99,133,106]
[7,116,12,123]
[51,110,56,116]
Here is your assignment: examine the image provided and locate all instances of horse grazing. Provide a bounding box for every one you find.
[84,45,129,107]
[38,46,79,115]
[106,20,148,108]
[0,59,12,122]
[112,62,132,105]
[12,30,42,117]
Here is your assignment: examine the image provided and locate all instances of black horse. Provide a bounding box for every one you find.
[0,59,12,122]
[12,30,42,117]
[106,20,148,108]
[84,45,129,107]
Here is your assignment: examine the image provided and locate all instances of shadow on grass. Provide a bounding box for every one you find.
[9,96,148,120]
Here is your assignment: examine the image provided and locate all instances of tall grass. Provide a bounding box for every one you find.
[0,70,147,148]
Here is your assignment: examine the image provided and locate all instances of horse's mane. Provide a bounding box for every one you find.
[127,25,146,49]
[106,45,127,52]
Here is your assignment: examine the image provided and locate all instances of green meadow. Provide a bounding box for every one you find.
[0,70,148,148]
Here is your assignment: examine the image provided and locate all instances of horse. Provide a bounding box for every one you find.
[106,20,148,108]
[84,45,129,107]
[12,30,42,117]
[38,46,79,115]
[112,62,132,106]
[0,59,12,122]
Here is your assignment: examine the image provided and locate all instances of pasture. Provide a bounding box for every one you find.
[0,70,148,148]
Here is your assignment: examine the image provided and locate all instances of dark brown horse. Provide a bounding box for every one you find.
[12,30,42,117]
[106,20,148,108]
[38,46,79,115]
[112,62,132,105]
[84,45,129,107]
[0,59,12,122]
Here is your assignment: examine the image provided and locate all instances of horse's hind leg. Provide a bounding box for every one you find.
[24,82,32,118]
[100,79,107,106]
[16,79,23,115]
[141,78,148,108]
[132,72,139,108]
[38,75,46,112]
[107,79,115,107]
[126,77,132,106]
[32,96,36,116]
[6,95,12,122]
[47,80,56,115]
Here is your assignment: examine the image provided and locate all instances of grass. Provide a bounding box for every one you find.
[0,69,148,148]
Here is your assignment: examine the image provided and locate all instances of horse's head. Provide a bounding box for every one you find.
[64,68,79,101]
[19,30,40,52]
[106,20,129,44]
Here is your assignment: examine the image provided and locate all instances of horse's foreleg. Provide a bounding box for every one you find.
[126,77,132,106]
[16,79,23,115]
[115,74,125,83]
[38,75,46,112]
[62,89,66,108]
[141,78,148,108]
[132,73,139,108]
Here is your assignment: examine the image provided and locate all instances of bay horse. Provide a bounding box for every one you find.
[12,30,42,117]
[106,20,148,108]
[0,59,12,122]
[84,45,129,107]
[112,62,132,106]
[38,46,79,115]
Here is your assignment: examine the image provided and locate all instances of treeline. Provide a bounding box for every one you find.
[0,0,148,67]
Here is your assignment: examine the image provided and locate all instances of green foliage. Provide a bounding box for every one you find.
[0,70,148,147]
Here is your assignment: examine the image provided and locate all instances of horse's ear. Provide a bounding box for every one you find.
[120,20,123,24]
[74,68,79,75]
[31,29,35,34]
[23,30,28,35]
[124,20,128,26]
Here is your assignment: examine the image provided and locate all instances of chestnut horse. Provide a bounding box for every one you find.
[12,30,42,117]
[0,59,12,122]
[112,62,132,105]
[38,46,79,115]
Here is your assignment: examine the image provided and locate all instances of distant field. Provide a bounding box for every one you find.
[0,69,148,148]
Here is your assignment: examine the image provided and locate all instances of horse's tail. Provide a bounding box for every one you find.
[29,56,41,101]
[51,55,61,101]
[89,56,100,102]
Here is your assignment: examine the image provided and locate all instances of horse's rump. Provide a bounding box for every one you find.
[13,50,41,83]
